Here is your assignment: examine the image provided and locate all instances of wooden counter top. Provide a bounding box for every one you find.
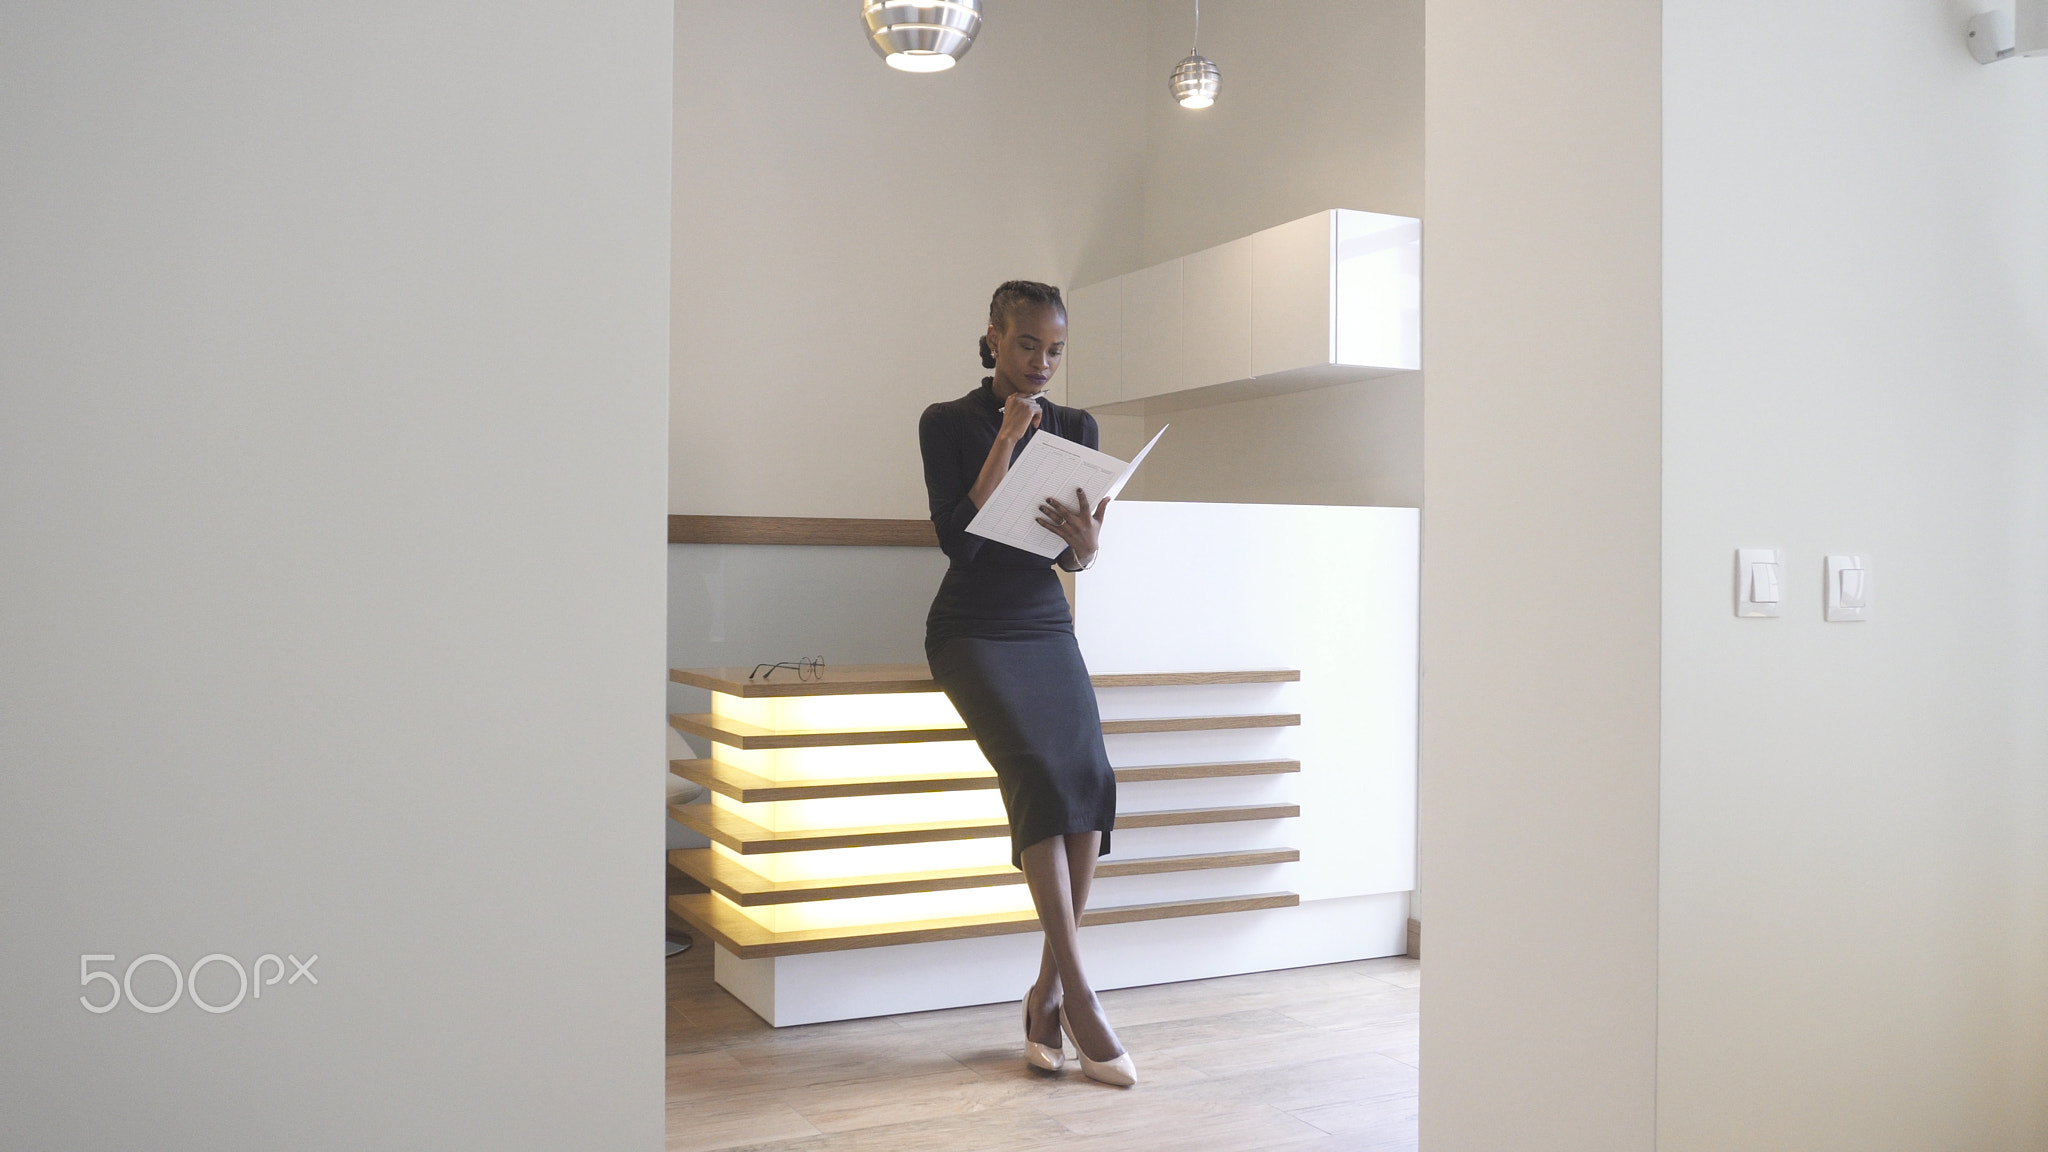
[671,662,1300,698]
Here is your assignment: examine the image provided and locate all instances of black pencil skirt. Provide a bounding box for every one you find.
[925,566,1116,868]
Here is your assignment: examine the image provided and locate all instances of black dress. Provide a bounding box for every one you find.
[919,378,1116,868]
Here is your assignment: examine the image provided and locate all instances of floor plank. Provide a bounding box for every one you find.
[698,1106,1071,1152]
[666,939,1421,1152]
[786,1067,1050,1134]
[665,1096,820,1152]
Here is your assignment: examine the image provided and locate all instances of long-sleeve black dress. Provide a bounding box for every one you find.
[919,377,1116,868]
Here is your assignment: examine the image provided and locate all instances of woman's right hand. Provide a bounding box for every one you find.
[999,394,1042,442]
[968,393,1044,511]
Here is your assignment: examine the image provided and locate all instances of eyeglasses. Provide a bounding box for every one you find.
[749,657,825,682]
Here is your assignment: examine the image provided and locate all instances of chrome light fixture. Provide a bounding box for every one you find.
[1170,0,1220,108]
[863,0,982,73]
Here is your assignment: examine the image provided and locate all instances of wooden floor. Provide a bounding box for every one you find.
[665,942,1419,1152]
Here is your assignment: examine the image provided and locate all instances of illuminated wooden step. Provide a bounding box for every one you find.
[670,890,1302,959]
[669,802,1302,855]
[670,757,1300,802]
[672,804,1004,854]
[669,847,1301,906]
[670,711,1300,750]
[672,662,1300,698]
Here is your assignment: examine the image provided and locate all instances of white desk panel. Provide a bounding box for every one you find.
[1076,501,1420,902]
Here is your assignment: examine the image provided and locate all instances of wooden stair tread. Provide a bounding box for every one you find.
[669,891,1302,958]
[671,757,1300,802]
[1115,803,1300,829]
[1104,714,1299,735]
[672,663,1300,699]
[669,847,1301,905]
[671,711,1300,750]
[1089,670,1300,688]
[1115,758,1299,782]
[669,802,1301,854]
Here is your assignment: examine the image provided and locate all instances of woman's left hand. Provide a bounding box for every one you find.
[1037,487,1109,567]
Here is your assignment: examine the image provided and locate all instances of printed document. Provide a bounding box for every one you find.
[967,425,1168,558]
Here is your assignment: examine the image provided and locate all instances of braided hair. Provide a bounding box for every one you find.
[978,280,1066,369]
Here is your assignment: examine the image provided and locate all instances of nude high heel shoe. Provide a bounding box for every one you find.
[1023,989,1064,1072]
[1058,1002,1137,1087]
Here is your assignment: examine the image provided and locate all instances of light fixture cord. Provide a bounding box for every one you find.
[1192,0,1201,53]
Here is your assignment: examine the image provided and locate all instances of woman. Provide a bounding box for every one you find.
[917,280,1136,1087]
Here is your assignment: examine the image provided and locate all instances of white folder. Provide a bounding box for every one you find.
[966,426,1167,558]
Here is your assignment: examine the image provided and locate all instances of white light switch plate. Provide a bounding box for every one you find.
[1825,555,1870,621]
[1736,548,1784,618]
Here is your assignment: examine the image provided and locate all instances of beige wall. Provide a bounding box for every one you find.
[0,5,673,1147]
[1126,379,1422,508]
[1419,2,1664,1149]
[1137,0,1422,264]
[671,0,1427,520]
[1123,0,1425,510]
[670,1,1148,518]
[1658,3,2048,1148]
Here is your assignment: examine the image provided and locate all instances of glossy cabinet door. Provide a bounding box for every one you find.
[1253,210,1337,377]
[1065,277,1120,408]
[1182,235,1255,392]
[1117,258,1184,405]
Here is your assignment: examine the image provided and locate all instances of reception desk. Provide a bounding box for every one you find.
[669,502,1418,1026]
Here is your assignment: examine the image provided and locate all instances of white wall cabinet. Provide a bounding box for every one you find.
[1183,235,1254,392]
[1064,278,1121,406]
[1118,259,1184,406]
[1067,209,1420,413]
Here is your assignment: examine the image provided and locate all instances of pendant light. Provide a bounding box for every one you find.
[862,0,983,73]
[1170,0,1220,108]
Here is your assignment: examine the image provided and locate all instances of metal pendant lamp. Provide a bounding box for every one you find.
[1170,0,1220,108]
[863,0,983,73]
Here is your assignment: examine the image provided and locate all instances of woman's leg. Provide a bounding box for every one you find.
[1024,837,1068,1049]
[1026,831,1102,1041]
[1029,939,1062,1047]
[1020,833,1123,1060]
[1063,831,1099,915]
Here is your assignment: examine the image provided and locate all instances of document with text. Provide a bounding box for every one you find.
[967,425,1168,558]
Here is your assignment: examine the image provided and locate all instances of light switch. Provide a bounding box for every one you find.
[1826,555,1870,621]
[1736,548,1784,618]
[1751,562,1781,604]
[1839,567,1866,608]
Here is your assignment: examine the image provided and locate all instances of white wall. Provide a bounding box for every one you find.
[1419,2,1665,1149]
[2023,370,2048,1144]
[0,6,672,1149]
[1121,0,1425,509]
[1659,3,2048,1148]
[1424,1,2048,1147]
[670,0,1149,519]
